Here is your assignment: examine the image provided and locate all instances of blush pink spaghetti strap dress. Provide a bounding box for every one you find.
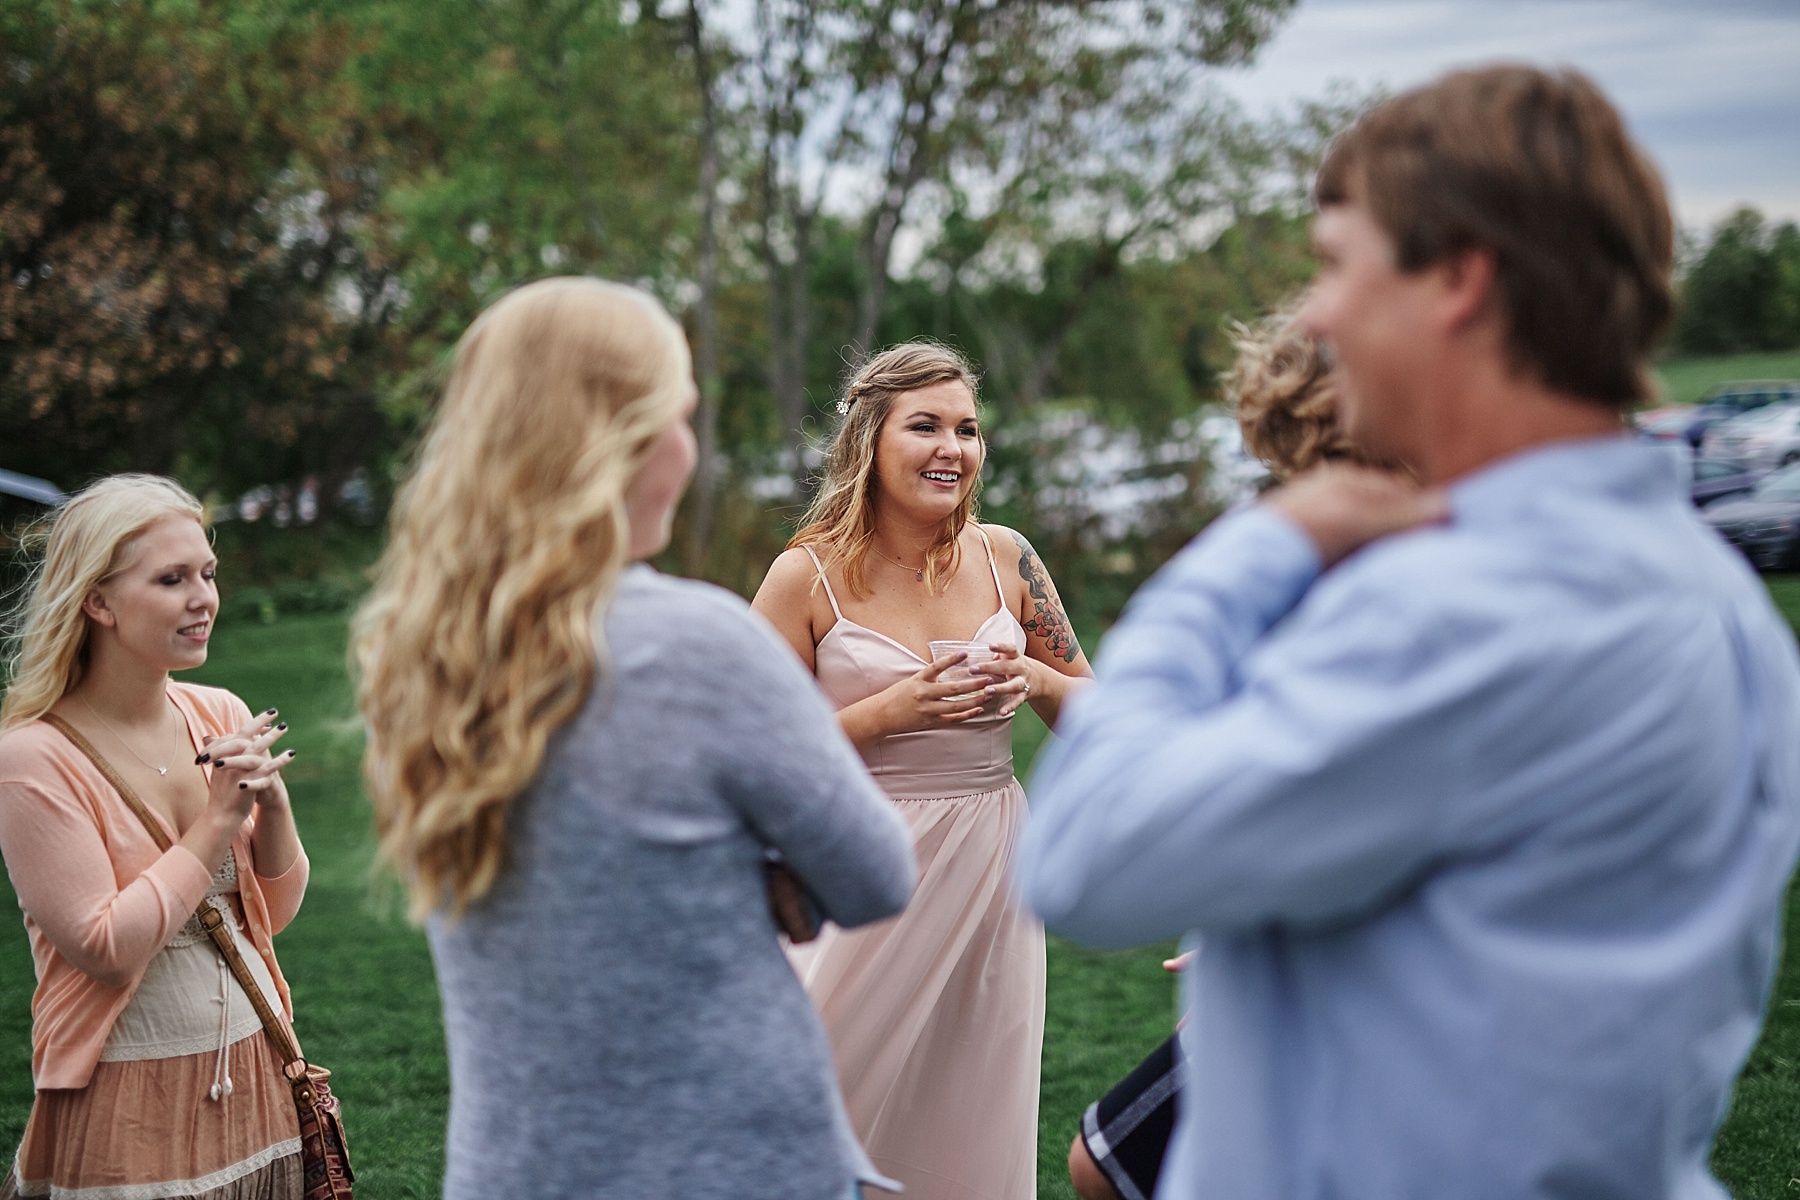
[790,535,1045,1200]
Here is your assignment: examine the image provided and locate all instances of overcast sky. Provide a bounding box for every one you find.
[1213,0,1800,231]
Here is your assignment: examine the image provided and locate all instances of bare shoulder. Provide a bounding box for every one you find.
[752,546,828,665]
[756,546,823,602]
[982,522,1085,666]
[752,546,828,628]
[978,523,1034,570]
[979,523,1037,597]
[979,521,1026,552]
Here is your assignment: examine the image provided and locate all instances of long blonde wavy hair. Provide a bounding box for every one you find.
[790,341,982,597]
[353,278,693,920]
[2,475,206,732]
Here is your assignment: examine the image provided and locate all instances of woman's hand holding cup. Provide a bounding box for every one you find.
[967,642,1033,717]
[877,649,998,734]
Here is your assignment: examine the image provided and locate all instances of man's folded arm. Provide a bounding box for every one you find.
[1020,513,1486,947]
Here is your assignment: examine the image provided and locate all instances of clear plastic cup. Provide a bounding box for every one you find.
[928,640,997,680]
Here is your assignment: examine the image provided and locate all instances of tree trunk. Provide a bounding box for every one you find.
[853,211,895,356]
[759,196,814,495]
[682,0,724,575]
[850,0,970,354]
[782,208,812,475]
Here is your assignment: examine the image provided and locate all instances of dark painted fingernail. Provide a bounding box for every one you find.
[286,749,298,758]
[239,782,248,790]
[195,754,210,764]
[264,708,277,716]
[276,722,287,731]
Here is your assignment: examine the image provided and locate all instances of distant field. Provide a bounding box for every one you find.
[1654,348,1800,406]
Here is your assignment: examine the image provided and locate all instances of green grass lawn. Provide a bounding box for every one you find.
[5,596,1800,1196]
[1654,348,1800,407]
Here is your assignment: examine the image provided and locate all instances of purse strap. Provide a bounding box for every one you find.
[40,712,308,1074]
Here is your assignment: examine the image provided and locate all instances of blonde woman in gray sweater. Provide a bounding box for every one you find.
[354,278,915,1200]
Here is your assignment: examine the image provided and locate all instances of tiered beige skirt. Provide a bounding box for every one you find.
[789,780,1046,1200]
[3,1034,301,1200]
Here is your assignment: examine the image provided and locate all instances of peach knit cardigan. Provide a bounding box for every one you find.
[0,682,309,1089]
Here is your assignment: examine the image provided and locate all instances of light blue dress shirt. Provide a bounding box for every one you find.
[1020,438,1800,1200]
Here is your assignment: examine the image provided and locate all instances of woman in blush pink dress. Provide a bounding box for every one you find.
[753,342,1093,1199]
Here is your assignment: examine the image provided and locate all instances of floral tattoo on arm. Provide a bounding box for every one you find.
[1010,531,1082,663]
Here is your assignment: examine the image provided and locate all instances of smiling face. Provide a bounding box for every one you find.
[872,379,983,524]
[84,515,218,673]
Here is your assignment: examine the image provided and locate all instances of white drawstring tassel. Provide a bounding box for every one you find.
[210,935,234,1101]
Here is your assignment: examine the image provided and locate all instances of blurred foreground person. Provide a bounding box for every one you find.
[0,476,307,1200]
[1022,66,1800,1200]
[753,342,1092,1198]
[354,278,916,1200]
[1066,308,1363,1200]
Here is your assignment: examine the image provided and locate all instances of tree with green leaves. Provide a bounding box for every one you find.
[333,0,699,399]
[1673,207,1800,355]
[733,0,1299,487]
[0,0,399,505]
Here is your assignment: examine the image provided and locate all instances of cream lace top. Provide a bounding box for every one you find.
[99,852,284,1100]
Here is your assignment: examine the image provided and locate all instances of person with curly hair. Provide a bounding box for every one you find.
[1226,307,1366,482]
[1064,305,1365,1200]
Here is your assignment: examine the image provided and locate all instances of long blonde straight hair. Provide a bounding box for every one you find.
[1,475,206,732]
[791,341,983,597]
[353,278,692,920]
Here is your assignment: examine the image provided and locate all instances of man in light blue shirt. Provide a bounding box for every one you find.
[1020,66,1800,1200]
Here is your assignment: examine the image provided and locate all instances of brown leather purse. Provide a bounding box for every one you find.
[43,714,356,1200]
[763,849,821,943]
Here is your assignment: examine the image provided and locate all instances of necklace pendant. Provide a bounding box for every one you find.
[157,767,168,776]
[915,570,924,581]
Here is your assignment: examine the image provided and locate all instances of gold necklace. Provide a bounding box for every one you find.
[81,695,177,776]
[873,546,927,582]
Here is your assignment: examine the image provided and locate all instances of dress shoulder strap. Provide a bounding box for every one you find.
[977,528,1006,609]
[800,545,845,620]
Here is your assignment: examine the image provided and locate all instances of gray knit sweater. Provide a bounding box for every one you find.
[429,567,916,1200]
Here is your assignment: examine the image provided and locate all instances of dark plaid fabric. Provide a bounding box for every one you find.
[1080,1034,1181,1200]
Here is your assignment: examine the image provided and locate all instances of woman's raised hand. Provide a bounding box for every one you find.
[197,709,296,818]
[175,709,298,875]
[969,643,1034,717]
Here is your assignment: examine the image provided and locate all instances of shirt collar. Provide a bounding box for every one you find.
[1447,434,1682,523]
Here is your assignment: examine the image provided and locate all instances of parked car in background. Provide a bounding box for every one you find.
[0,469,66,597]
[0,468,66,532]
[1701,403,1800,473]
[1690,457,1759,508]
[1636,379,1800,451]
[1637,408,1697,445]
[0,468,64,507]
[1702,463,1800,570]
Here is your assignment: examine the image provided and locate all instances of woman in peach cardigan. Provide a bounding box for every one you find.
[0,475,306,1200]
